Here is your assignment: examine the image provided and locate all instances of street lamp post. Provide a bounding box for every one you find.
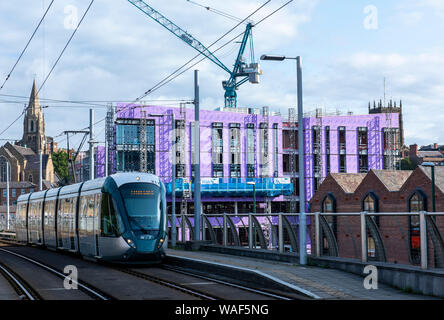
[260,54,307,265]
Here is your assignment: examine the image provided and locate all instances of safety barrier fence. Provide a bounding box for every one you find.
[168,212,444,270]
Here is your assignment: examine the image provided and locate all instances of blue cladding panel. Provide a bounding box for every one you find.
[165,177,293,197]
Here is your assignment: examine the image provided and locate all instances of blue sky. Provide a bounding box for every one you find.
[0,0,443,148]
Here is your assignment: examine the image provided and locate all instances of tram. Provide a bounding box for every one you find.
[15,172,167,263]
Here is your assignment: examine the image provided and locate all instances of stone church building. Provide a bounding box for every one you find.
[0,81,56,186]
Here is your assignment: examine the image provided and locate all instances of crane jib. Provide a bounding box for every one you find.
[127,0,231,74]
[127,0,261,108]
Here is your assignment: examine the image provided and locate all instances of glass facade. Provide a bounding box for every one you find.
[116,120,155,173]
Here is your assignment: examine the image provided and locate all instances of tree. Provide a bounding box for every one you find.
[401,157,417,170]
[52,150,69,184]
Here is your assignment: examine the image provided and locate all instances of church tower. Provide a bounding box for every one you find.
[17,80,47,154]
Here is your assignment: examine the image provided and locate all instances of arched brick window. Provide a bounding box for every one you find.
[362,192,380,258]
[321,193,337,255]
[0,157,7,182]
[408,190,426,265]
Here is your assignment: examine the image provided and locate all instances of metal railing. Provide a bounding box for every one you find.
[0,217,15,233]
[168,211,444,270]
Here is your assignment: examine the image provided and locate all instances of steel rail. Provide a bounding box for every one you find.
[163,264,294,300]
[0,248,111,301]
[114,266,218,300]
[0,263,39,300]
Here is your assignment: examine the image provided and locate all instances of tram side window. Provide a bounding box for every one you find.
[101,193,124,237]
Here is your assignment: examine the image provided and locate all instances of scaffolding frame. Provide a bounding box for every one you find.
[314,108,324,190]
[105,103,115,175]
[139,109,148,173]
[288,108,298,213]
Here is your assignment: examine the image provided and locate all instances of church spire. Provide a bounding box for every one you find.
[27,79,41,115]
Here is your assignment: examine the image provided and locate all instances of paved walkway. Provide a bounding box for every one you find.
[166,248,438,300]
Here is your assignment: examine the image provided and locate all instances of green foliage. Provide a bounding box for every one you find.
[401,158,417,170]
[52,150,69,184]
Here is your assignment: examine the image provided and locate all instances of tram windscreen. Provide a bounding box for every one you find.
[120,183,161,232]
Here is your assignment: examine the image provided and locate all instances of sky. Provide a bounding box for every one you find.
[0,0,444,149]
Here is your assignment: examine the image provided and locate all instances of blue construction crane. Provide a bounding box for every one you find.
[127,0,261,108]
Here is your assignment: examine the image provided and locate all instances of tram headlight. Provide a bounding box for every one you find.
[159,238,164,244]
[126,238,136,249]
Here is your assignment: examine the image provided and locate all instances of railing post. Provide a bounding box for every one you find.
[223,213,228,247]
[278,213,284,253]
[249,213,253,249]
[361,212,368,263]
[181,214,186,242]
[202,213,206,242]
[315,212,320,257]
[420,211,428,270]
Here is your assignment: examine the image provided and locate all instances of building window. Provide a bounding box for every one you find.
[212,123,224,178]
[408,191,426,265]
[363,192,379,259]
[2,189,6,198]
[273,123,278,177]
[12,189,16,198]
[260,123,269,177]
[321,194,337,255]
[0,158,7,182]
[338,126,346,154]
[230,123,241,178]
[359,155,368,173]
[246,124,255,178]
[21,189,26,195]
[326,126,330,174]
[339,155,346,173]
[175,120,186,178]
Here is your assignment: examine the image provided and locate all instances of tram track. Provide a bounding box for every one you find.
[0,262,41,300]
[114,264,295,300]
[162,264,294,300]
[0,247,113,300]
[0,240,297,300]
[114,265,219,300]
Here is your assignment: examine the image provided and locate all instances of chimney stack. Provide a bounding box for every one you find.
[409,144,418,157]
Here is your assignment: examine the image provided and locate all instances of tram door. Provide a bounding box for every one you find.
[93,193,101,257]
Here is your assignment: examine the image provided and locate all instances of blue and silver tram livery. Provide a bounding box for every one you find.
[15,173,168,263]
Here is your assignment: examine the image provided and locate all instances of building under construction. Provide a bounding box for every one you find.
[97,103,401,213]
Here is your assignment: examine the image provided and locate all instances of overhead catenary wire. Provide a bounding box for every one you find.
[133,0,272,104]
[38,0,96,95]
[47,1,273,139]
[51,0,293,143]
[186,0,246,23]
[0,0,55,92]
[138,0,294,102]
[0,108,26,137]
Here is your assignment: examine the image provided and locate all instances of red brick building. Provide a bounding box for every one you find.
[309,167,444,268]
